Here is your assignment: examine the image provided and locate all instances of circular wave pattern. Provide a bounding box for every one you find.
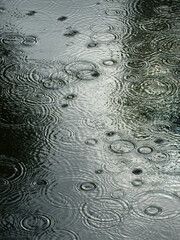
[20,214,52,231]
[65,60,100,80]
[81,198,129,229]
[133,190,180,220]
[0,155,25,183]
[110,140,135,154]
[34,229,80,240]
[126,76,178,100]
[0,178,11,195]
[0,213,15,233]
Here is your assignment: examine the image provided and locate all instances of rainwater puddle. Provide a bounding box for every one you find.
[0,0,180,239]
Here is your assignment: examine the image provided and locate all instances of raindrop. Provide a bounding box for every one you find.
[110,140,135,154]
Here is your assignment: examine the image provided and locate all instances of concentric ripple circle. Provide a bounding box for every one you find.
[0,155,25,182]
[126,76,178,100]
[110,140,135,154]
[20,214,51,231]
[133,190,180,220]
[34,229,80,240]
[64,60,99,80]
[81,198,129,229]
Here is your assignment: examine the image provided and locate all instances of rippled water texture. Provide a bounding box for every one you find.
[0,0,180,239]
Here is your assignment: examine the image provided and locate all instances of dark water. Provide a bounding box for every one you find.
[0,0,180,239]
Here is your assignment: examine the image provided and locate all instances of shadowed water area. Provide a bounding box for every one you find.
[0,0,180,239]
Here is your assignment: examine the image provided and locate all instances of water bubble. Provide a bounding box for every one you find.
[65,93,77,100]
[77,69,100,80]
[79,182,97,191]
[144,205,162,216]
[132,168,143,175]
[131,179,144,187]
[22,35,37,46]
[103,59,117,66]
[138,146,153,154]
[95,169,103,174]
[87,42,98,48]
[110,140,135,154]
[106,131,116,137]
[85,139,98,146]
[1,34,24,46]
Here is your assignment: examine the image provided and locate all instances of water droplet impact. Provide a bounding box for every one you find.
[61,103,69,108]
[79,182,97,191]
[57,16,68,21]
[20,214,51,231]
[154,138,164,144]
[133,190,180,220]
[64,30,79,37]
[138,146,153,154]
[110,140,135,154]
[132,168,143,175]
[106,131,116,137]
[131,179,143,187]
[144,206,162,216]
[95,169,103,174]
[65,94,76,100]
[23,35,37,46]
[85,139,98,146]
[26,10,37,16]
[87,42,98,48]
[103,59,117,66]
[126,59,147,69]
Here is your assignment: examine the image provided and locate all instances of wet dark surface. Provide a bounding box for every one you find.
[0,0,180,239]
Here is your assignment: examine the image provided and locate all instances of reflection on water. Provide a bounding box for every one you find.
[0,0,180,239]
